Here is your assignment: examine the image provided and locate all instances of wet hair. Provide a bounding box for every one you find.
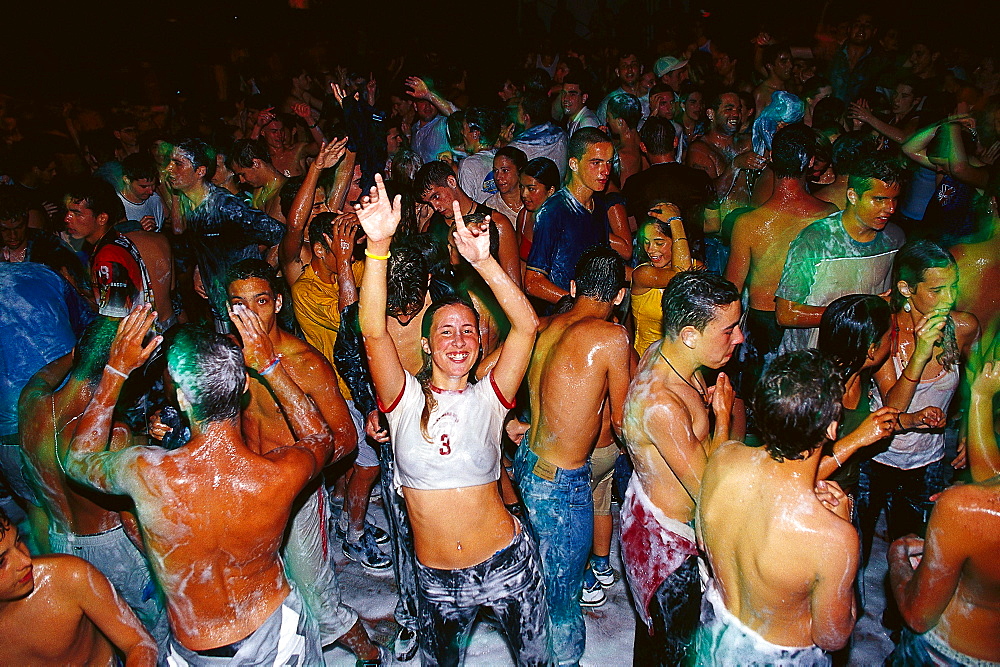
[813,97,846,129]
[568,126,612,162]
[661,271,740,340]
[120,153,159,183]
[165,325,245,425]
[0,185,28,222]
[387,237,431,319]
[891,240,960,367]
[521,157,561,190]
[640,116,677,155]
[226,258,282,299]
[818,294,892,383]
[562,70,594,99]
[65,177,125,224]
[416,295,481,441]
[771,123,825,179]
[522,69,552,96]
[306,211,338,250]
[520,93,551,126]
[831,131,877,176]
[71,316,120,386]
[414,161,455,197]
[230,138,272,170]
[494,146,528,173]
[706,87,741,114]
[802,76,832,101]
[648,83,675,99]
[763,43,792,70]
[847,154,906,197]
[754,350,843,461]
[464,107,501,148]
[607,93,642,130]
[574,245,626,302]
[173,138,217,181]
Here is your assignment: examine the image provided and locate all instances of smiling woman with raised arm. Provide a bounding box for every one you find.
[356,174,549,666]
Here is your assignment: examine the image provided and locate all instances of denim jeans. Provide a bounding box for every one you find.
[415,527,551,666]
[380,439,419,632]
[513,446,592,666]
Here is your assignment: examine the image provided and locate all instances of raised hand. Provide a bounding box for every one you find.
[328,213,359,263]
[107,304,161,376]
[292,102,314,121]
[229,303,276,372]
[405,76,431,100]
[648,202,683,223]
[847,100,875,125]
[313,137,348,170]
[452,201,491,265]
[330,82,346,107]
[972,361,1000,397]
[707,372,735,419]
[853,406,899,445]
[366,73,377,106]
[912,310,949,362]
[354,173,402,244]
[255,107,276,129]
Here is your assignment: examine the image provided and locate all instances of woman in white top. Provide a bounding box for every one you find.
[356,174,550,666]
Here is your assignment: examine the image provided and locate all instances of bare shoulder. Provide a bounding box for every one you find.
[951,310,980,343]
[35,553,102,591]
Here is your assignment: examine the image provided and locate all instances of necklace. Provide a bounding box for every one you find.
[659,348,709,408]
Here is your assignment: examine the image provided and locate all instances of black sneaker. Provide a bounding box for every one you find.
[343,531,392,571]
[336,520,391,545]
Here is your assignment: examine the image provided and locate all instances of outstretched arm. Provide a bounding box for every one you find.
[356,173,407,406]
[280,138,348,279]
[405,76,458,117]
[64,306,161,494]
[968,361,1000,481]
[452,202,538,400]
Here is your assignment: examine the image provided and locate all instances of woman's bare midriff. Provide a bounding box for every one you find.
[402,483,516,570]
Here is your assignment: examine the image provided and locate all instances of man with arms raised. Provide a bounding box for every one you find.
[64,305,334,664]
[225,259,383,664]
[694,350,857,664]
[775,154,906,353]
[621,271,740,665]
[19,317,168,647]
[725,124,837,404]
[0,507,157,666]
[886,360,1000,664]
[515,245,633,665]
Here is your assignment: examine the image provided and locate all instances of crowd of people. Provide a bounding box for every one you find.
[2,6,1000,666]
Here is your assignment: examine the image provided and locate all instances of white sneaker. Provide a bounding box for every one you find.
[581,580,607,607]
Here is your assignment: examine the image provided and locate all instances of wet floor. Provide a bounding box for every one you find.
[323,500,896,666]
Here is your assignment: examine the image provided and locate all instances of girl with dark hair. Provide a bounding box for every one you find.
[357,175,549,665]
[858,240,979,569]
[515,157,560,275]
[816,294,943,498]
[630,202,695,356]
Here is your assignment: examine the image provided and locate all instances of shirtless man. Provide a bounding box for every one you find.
[229,139,288,223]
[225,259,383,664]
[753,44,794,117]
[885,360,1000,664]
[621,271,741,665]
[515,245,633,665]
[64,305,334,664]
[686,89,765,220]
[18,317,168,647]
[725,124,837,405]
[120,226,175,332]
[694,350,857,664]
[0,508,157,666]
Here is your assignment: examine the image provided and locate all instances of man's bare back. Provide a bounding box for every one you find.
[697,441,857,650]
[527,309,631,470]
[727,198,836,311]
[123,229,174,325]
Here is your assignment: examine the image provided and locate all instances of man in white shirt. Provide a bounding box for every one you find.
[117,154,165,232]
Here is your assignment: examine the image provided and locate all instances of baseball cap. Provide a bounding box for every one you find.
[654,56,688,78]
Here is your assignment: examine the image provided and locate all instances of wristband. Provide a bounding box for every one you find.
[258,357,280,376]
[105,364,129,380]
[308,123,319,129]
[901,370,920,382]
[832,449,843,468]
[666,216,683,224]
[365,249,391,261]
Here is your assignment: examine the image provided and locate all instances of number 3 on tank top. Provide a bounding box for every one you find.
[439,433,452,456]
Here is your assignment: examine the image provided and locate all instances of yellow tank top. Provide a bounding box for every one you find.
[631,284,664,357]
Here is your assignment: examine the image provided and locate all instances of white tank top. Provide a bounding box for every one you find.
[381,371,513,492]
[872,355,958,470]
